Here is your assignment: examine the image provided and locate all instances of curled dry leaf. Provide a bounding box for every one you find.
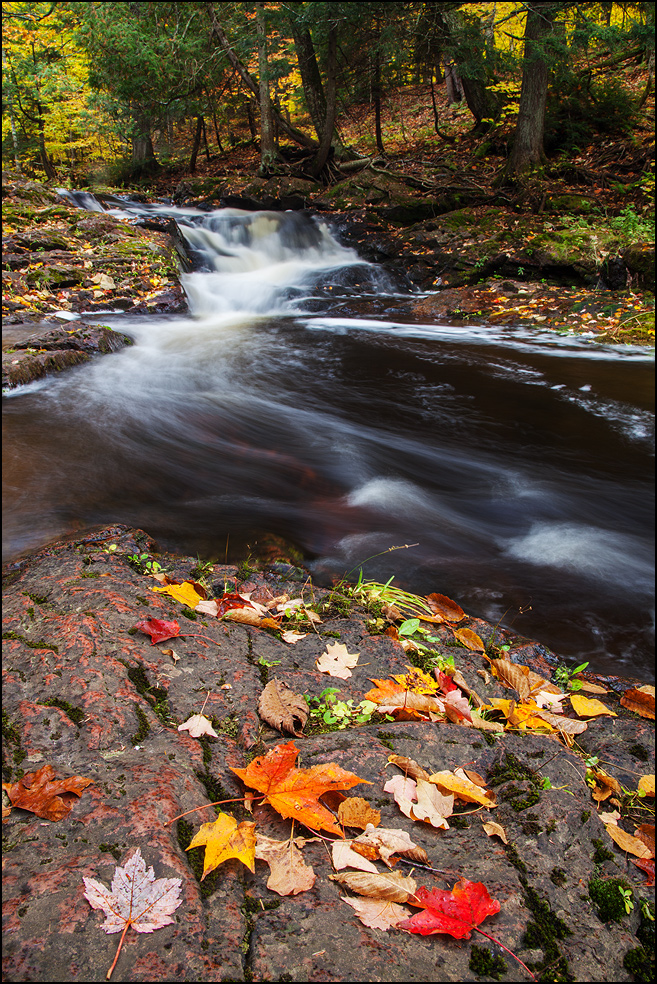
[620,685,655,720]
[483,821,508,844]
[281,629,307,644]
[351,824,429,866]
[224,608,280,630]
[178,714,219,739]
[333,840,380,874]
[429,770,497,808]
[426,593,466,622]
[255,834,316,895]
[151,581,205,607]
[387,754,431,782]
[3,764,92,822]
[453,627,485,652]
[257,679,308,737]
[330,869,418,904]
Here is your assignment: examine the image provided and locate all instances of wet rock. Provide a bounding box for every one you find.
[2,525,653,982]
[2,323,133,389]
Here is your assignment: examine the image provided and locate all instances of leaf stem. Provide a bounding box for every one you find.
[106,918,131,980]
[473,927,537,981]
[167,796,265,824]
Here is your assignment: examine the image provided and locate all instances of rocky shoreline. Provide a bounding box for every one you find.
[2,524,654,982]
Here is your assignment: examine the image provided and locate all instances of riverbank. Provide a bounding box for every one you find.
[2,168,654,393]
[2,523,654,982]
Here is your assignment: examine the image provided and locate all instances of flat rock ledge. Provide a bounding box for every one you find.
[2,323,133,390]
[2,526,654,983]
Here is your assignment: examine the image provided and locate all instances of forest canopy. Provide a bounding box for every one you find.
[2,1,654,184]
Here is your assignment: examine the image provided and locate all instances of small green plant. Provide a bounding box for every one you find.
[128,552,163,575]
[103,543,118,554]
[553,661,589,691]
[305,688,385,731]
[257,655,280,670]
[620,887,634,915]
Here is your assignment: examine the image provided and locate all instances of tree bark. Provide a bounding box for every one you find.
[255,1,279,172]
[503,2,558,181]
[309,24,337,177]
[206,2,316,150]
[189,115,203,172]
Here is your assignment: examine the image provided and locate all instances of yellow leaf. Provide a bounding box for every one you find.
[453,627,485,652]
[638,775,655,797]
[186,813,256,878]
[428,770,497,808]
[569,694,617,718]
[152,581,205,608]
[605,824,653,859]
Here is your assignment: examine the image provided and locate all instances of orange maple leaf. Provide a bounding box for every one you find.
[231,741,370,836]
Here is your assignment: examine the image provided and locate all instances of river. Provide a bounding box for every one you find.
[3,195,654,681]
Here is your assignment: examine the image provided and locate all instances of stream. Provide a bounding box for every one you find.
[3,194,654,681]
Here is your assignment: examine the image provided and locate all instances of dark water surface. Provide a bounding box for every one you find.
[3,199,654,680]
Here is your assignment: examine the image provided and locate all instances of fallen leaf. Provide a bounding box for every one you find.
[135,618,181,644]
[483,821,508,844]
[257,680,308,737]
[384,774,453,829]
[444,688,473,724]
[224,608,280,630]
[3,764,92,822]
[589,768,623,803]
[187,813,256,878]
[633,857,655,886]
[161,648,180,663]
[428,770,497,808]
[337,796,381,830]
[350,824,429,866]
[398,878,501,938]
[330,869,418,903]
[638,775,655,797]
[214,592,257,617]
[332,840,380,873]
[152,581,205,608]
[489,658,559,699]
[178,714,219,739]
[426,593,466,622]
[605,824,653,858]
[569,694,617,718]
[620,686,655,720]
[281,630,307,644]
[316,642,360,679]
[231,741,370,836]
[386,754,431,782]
[341,895,409,931]
[83,848,183,979]
[255,834,315,895]
[635,824,655,856]
[453,627,486,652]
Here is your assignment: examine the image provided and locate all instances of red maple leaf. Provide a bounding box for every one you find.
[398,879,500,938]
[135,618,181,644]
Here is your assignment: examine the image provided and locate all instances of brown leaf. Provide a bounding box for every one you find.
[426,593,466,622]
[350,824,429,866]
[3,765,92,822]
[489,658,557,698]
[178,714,219,739]
[330,869,418,903]
[620,686,655,720]
[453,627,485,652]
[337,797,381,830]
[255,834,316,895]
[332,840,380,873]
[482,821,508,844]
[341,895,410,931]
[635,824,655,857]
[605,824,653,858]
[257,679,308,737]
[387,754,431,782]
[224,608,280,630]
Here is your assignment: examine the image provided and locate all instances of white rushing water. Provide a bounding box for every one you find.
[4,193,654,679]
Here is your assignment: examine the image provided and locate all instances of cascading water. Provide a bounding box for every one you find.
[3,193,655,681]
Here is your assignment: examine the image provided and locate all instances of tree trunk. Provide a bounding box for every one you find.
[503,2,558,181]
[444,59,463,104]
[309,24,337,177]
[372,47,384,155]
[189,115,203,172]
[291,18,327,141]
[255,1,279,172]
[206,2,316,150]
